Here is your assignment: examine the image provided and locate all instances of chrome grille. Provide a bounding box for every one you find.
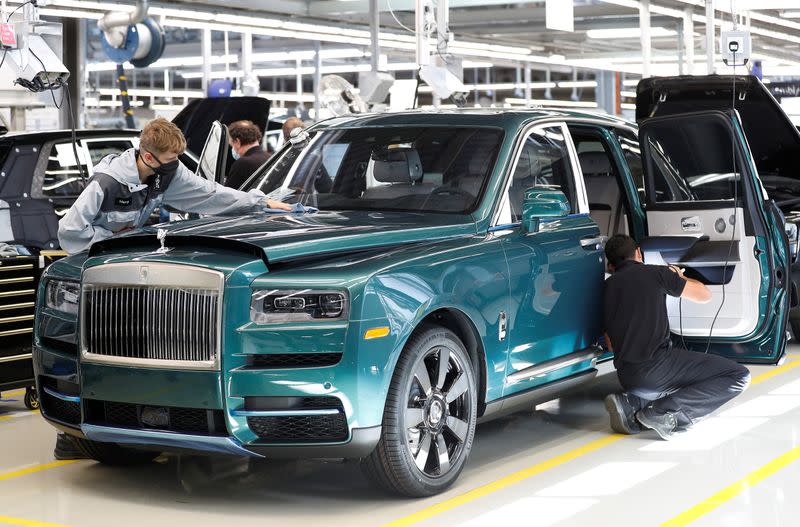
[80,263,223,370]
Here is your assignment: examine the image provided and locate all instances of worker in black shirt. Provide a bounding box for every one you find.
[602,234,751,440]
[225,120,271,190]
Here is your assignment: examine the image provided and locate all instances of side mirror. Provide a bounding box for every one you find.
[521,189,570,233]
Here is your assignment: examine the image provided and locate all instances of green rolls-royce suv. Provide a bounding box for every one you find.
[34,75,795,496]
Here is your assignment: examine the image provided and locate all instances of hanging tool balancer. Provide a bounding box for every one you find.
[98,1,165,128]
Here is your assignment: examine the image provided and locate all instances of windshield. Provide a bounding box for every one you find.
[243,126,505,214]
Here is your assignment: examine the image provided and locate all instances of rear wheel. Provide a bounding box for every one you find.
[71,437,160,466]
[362,325,477,497]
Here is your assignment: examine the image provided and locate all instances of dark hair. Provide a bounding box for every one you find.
[605,234,638,268]
[228,120,262,145]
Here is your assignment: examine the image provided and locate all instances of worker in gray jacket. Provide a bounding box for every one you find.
[58,117,294,255]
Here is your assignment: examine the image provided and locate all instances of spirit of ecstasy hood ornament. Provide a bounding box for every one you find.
[155,228,170,254]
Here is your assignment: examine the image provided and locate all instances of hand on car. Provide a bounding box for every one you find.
[262,198,293,211]
[668,265,686,279]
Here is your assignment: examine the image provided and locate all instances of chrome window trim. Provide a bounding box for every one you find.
[79,262,224,371]
[490,116,639,228]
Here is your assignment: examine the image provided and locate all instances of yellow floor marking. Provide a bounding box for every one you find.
[750,359,800,386]
[381,434,625,527]
[1,390,25,398]
[0,516,72,527]
[385,356,800,526]
[659,446,800,527]
[0,410,38,423]
[0,460,78,483]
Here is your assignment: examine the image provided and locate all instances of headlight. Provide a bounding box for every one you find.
[45,280,80,315]
[250,289,348,324]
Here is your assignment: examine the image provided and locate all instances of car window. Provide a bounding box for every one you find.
[86,140,134,165]
[612,128,645,199]
[247,126,505,214]
[42,139,132,198]
[642,117,741,203]
[508,125,576,221]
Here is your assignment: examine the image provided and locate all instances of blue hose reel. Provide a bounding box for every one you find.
[101,17,165,67]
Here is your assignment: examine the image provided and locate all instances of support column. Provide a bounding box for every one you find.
[415,0,428,66]
[524,63,532,105]
[313,41,322,121]
[296,59,303,108]
[684,7,694,75]
[545,67,552,100]
[706,0,715,75]
[640,0,651,79]
[61,17,85,128]
[242,30,252,79]
[677,23,684,75]
[202,28,211,96]
[597,70,617,115]
[370,0,379,72]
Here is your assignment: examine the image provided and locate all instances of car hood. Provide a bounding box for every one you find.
[90,210,478,265]
[636,75,800,183]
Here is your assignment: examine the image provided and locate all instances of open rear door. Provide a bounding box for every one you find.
[196,121,228,185]
[637,110,789,363]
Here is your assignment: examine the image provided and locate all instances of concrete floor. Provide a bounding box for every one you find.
[3,348,800,527]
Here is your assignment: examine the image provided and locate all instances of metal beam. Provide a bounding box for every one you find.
[705,0,714,74]
[640,0,651,78]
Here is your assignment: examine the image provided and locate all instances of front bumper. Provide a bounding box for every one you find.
[34,344,383,460]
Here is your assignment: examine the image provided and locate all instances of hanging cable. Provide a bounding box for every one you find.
[704,3,740,353]
[387,0,415,34]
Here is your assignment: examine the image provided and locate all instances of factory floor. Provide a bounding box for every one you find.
[3,347,800,527]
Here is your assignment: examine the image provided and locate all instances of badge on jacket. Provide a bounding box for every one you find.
[115,197,132,206]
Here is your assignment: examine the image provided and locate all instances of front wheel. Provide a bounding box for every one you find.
[362,325,477,497]
[24,387,39,410]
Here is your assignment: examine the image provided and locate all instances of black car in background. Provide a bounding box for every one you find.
[0,128,139,405]
[0,96,273,405]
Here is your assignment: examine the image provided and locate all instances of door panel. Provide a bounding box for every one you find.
[638,110,789,363]
[500,123,603,396]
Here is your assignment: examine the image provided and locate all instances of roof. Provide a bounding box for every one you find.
[312,108,633,132]
[0,128,139,141]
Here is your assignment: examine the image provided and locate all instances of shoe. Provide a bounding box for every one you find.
[635,407,677,440]
[604,393,641,435]
[53,433,87,460]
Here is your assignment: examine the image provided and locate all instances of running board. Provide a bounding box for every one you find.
[479,369,598,424]
[506,347,602,385]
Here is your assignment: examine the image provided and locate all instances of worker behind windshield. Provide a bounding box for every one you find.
[58,118,299,255]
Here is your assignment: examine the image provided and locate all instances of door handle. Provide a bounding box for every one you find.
[580,235,607,250]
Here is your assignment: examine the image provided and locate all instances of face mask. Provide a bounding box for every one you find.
[154,158,179,178]
[141,150,179,179]
[231,148,240,161]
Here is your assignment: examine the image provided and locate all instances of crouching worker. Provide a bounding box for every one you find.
[58,117,295,255]
[602,234,751,440]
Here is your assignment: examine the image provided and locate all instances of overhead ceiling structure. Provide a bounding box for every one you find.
[149,0,800,77]
[23,0,800,118]
[37,0,800,77]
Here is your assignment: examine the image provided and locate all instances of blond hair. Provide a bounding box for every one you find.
[140,117,187,155]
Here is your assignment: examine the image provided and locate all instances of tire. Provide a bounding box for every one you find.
[362,324,477,497]
[24,388,39,410]
[71,437,160,466]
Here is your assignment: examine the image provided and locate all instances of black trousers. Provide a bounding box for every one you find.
[616,347,751,428]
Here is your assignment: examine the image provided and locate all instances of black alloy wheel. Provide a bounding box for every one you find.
[362,324,477,497]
